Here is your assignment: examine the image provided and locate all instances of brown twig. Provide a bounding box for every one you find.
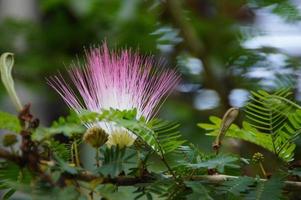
[16,104,54,185]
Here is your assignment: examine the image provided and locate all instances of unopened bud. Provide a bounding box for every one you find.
[252,152,264,163]
[106,130,136,149]
[83,127,108,148]
[3,133,18,147]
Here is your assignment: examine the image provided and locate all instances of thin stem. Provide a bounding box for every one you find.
[95,148,100,168]
[73,141,80,167]
[160,154,180,184]
[10,146,16,155]
[71,142,75,165]
[89,191,94,200]
[259,162,267,178]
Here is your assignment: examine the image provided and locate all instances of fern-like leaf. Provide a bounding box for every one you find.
[32,111,85,141]
[219,176,255,196]
[99,146,136,177]
[0,161,32,199]
[187,154,240,173]
[199,116,274,152]
[245,176,284,200]
[200,89,301,162]
[148,119,185,154]
[245,89,301,162]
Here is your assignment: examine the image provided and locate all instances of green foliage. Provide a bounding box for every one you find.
[185,181,213,200]
[219,176,255,197]
[54,154,78,175]
[99,146,136,177]
[2,188,16,200]
[199,116,274,152]
[96,184,137,200]
[0,111,21,133]
[199,89,301,162]
[0,162,32,199]
[48,139,70,161]
[187,154,240,173]
[290,168,301,177]
[32,111,85,141]
[272,2,301,21]
[31,185,83,200]
[245,89,301,162]
[250,0,301,22]
[245,176,284,200]
[95,184,123,199]
[149,119,185,154]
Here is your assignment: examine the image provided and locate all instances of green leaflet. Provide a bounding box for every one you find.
[96,184,137,200]
[149,119,185,154]
[187,154,240,173]
[0,161,32,198]
[185,181,213,200]
[245,176,284,200]
[219,176,255,196]
[290,168,301,177]
[245,89,301,162]
[0,111,21,133]
[2,188,16,200]
[98,146,136,177]
[32,111,85,141]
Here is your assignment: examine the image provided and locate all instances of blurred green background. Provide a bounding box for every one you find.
[1,0,301,173]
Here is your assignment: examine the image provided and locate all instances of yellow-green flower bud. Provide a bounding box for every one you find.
[106,130,135,149]
[252,152,264,164]
[83,127,108,148]
[3,133,18,147]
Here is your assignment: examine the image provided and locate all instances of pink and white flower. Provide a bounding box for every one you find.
[48,43,180,147]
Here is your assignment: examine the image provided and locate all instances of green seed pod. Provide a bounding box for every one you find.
[0,53,23,111]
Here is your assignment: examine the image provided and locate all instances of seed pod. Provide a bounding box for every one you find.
[213,107,239,152]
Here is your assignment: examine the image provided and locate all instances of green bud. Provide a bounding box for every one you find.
[83,127,108,148]
[252,152,264,164]
[3,133,18,147]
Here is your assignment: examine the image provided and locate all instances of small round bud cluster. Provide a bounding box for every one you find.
[2,133,18,147]
[252,152,264,164]
[83,127,108,148]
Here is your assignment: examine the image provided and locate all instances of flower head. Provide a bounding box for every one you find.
[48,43,180,147]
[83,126,109,148]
